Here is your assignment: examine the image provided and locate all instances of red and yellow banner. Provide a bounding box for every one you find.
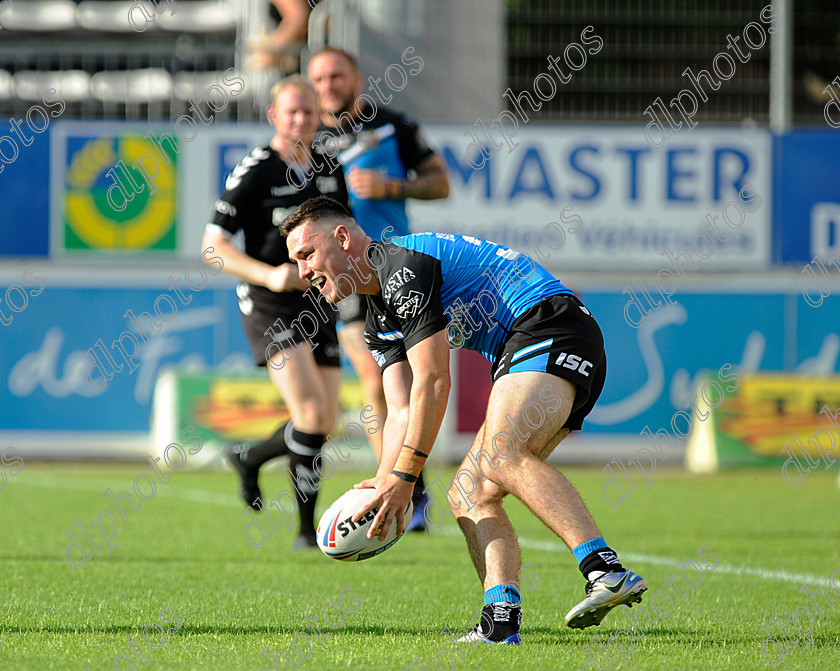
[687,375,840,471]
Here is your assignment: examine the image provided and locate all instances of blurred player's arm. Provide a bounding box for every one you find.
[397,153,450,200]
[348,153,449,201]
[249,0,311,68]
[201,225,308,292]
[266,0,311,46]
[392,115,450,200]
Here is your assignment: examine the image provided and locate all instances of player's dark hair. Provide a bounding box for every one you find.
[308,46,358,72]
[280,196,354,236]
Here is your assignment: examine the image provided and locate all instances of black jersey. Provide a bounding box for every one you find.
[312,104,434,240]
[208,144,350,308]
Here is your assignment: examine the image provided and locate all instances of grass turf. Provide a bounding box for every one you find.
[1,464,838,670]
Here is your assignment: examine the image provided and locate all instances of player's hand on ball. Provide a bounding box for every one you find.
[347,167,389,200]
[265,263,310,292]
[353,474,413,540]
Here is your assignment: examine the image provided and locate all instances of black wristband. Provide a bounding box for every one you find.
[391,469,418,483]
[402,445,429,459]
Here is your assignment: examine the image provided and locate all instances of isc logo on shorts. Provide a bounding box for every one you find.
[556,352,592,376]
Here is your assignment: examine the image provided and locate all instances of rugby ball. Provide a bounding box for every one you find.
[317,488,413,561]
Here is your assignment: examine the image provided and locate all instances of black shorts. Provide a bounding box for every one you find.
[237,283,340,368]
[336,294,367,329]
[490,294,606,430]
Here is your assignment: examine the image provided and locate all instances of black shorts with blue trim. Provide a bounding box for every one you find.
[490,294,606,431]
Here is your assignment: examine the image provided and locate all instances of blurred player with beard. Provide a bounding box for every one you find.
[201,76,349,549]
[307,47,450,531]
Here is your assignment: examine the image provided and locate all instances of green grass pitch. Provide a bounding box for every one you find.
[1,464,838,670]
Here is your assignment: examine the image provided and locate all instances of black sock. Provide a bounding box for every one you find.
[579,547,624,578]
[411,470,427,509]
[240,421,291,468]
[477,603,521,641]
[287,427,325,537]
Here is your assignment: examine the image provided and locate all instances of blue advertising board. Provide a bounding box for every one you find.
[2,278,839,440]
[582,290,790,433]
[411,125,773,272]
[0,280,252,434]
[7,119,822,270]
[773,129,840,264]
[0,118,50,257]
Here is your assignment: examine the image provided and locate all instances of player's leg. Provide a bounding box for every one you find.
[224,298,298,510]
[337,321,386,456]
[265,332,341,548]
[454,420,573,587]
[448,375,569,645]
[453,295,646,639]
[453,373,643,641]
[450,374,587,642]
[473,373,602,550]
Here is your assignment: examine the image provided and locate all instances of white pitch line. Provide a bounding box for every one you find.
[19,476,832,587]
[433,528,832,587]
[18,474,242,507]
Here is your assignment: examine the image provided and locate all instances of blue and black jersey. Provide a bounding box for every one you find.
[313,105,435,242]
[364,233,573,369]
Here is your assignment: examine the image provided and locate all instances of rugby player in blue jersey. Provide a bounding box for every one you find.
[307,47,450,531]
[281,196,647,644]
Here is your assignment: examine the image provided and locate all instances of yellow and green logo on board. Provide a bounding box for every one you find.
[63,134,178,252]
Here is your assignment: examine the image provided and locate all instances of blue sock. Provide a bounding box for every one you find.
[484,584,522,605]
[572,537,608,563]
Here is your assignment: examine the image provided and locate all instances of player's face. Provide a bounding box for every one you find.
[308,53,359,117]
[267,88,320,148]
[287,221,350,303]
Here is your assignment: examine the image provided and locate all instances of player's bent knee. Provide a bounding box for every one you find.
[483,447,526,487]
[447,474,504,516]
[293,401,334,434]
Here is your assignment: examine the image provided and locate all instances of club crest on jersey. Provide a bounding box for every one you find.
[394,290,424,319]
[383,267,417,302]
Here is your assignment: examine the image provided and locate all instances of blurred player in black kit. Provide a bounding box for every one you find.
[307,47,450,530]
[202,76,349,548]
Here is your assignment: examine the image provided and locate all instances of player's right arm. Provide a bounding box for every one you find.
[201,226,306,292]
[201,169,308,292]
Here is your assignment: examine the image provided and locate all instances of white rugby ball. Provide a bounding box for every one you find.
[316,488,413,561]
